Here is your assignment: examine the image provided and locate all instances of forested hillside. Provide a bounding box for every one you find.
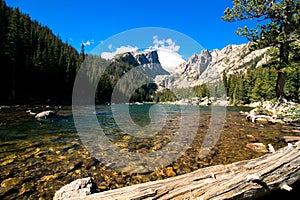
[224,65,300,105]
[1,0,298,105]
[0,0,83,104]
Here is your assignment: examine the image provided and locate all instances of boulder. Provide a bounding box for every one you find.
[53,177,96,200]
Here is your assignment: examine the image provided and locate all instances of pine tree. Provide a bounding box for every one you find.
[5,7,21,102]
[223,0,300,100]
[0,0,81,104]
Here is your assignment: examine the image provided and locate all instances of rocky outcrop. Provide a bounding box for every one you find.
[133,51,170,78]
[178,50,212,77]
[53,177,96,200]
[134,50,160,65]
[113,50,169,79]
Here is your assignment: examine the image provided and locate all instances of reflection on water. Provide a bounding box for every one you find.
[0,104,296,199]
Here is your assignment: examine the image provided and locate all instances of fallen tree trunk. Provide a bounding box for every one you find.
[68,142,300,200]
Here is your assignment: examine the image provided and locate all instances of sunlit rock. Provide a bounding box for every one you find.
[246,143,268,153]
[35,110,57,119]
[53,177,96,200]
[246,134,258,142]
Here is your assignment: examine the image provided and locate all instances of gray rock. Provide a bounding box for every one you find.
[53,177,96,200]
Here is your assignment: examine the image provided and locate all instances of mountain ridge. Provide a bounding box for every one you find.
[155,42,270,89]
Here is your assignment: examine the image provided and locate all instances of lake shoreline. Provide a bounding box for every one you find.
[1,104,299,199]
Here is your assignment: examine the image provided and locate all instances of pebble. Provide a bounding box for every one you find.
[40,174,59,182]
[19,182,35,196]
[0,159,14,166]
[0,186,16,197]
[246,134,258,142]
[166,167,176,177]
[69,161,83,171]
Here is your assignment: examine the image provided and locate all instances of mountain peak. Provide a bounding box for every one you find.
[133,50,160,65]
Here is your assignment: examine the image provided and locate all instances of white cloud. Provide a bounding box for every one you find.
[152,35,180,52]
[82,39,95,46]
[156,48,186,72]
[108,44,113,50]
[101,45,138,59]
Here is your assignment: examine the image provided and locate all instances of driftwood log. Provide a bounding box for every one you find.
[69,142,300,200]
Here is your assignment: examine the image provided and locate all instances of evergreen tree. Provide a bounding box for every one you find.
[5,7,20,102]
[0,0,81,104]
[223,0,300,99]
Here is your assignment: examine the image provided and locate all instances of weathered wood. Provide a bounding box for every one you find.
[68,142,300,200]
[283,136,300,143]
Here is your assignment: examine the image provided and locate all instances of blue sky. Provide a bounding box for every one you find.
[5,0,257,57]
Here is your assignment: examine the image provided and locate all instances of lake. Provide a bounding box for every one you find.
[0,104,296,199]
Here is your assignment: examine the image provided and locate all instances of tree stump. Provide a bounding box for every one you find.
[64,142,300,200]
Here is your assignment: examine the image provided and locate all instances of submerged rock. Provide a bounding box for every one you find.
[53,177,96,200]
[246,143,268,153]
[246,134,258,142]
[40,174,59,182]
[0,158,14,166]
[19,182,35,196]
[1,177,23,188]
[166,167,176,177]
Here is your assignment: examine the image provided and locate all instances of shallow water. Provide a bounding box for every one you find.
[0,104,298,199]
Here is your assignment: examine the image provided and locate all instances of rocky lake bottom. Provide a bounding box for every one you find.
[0,104,299,199]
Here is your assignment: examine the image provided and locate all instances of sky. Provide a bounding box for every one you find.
[5,0,258,58]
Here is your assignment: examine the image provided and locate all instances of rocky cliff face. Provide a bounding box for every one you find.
[157,43,270,89]
[177,50,212,77]
[132,51,169,78]
[113,50,169,79]
[134,51,160,65]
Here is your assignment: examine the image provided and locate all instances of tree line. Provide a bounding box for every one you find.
[223,64,300,105]
[0,0,83,104]
[152,63,299,105]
